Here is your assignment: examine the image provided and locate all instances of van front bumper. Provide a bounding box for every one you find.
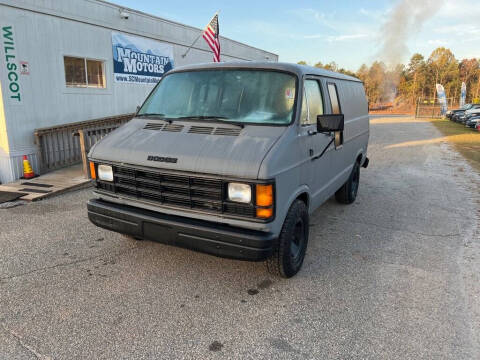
[87,199,275,261]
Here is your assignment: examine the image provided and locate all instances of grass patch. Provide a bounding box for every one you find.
[429,118,480,172]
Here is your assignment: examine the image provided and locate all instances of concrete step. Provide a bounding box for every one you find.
[0,164,91,201]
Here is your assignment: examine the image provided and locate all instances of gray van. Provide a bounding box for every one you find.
[87,62,369,277]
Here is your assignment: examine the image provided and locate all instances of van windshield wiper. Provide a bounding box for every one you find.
[174,115,244,128]
[176,115,229,120]
[136,113,166,118]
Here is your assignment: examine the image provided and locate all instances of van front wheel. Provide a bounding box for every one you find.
[335,161,360,204]
[266,200,309,278]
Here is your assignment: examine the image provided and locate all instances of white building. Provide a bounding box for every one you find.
[0,0,278,183]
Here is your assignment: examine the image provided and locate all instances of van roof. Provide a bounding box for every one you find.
[170,61,362,83]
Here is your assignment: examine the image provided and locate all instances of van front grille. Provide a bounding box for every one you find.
[95,165,256,219]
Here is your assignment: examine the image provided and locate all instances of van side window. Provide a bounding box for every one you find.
[301,80,324,125]
[327,82,343,148]
[327,83,341,114]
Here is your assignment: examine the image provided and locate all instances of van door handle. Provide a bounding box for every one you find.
[307,130,317,136]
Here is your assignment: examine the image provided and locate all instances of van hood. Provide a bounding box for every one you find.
[89,118,286,179]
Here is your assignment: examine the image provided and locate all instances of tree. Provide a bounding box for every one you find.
[427,47,459,100]
[366,61,387,104]
[459,59,480,102]
[297,60,307,65]
[323,61,338,72]
[338,68,357,77]
[298,49,476,108]
[401,53,427,104]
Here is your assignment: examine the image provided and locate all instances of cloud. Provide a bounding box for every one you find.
[288,8,328,22]
[358,8,386,20]
[359,8,371,17]
[437,0,480,20]
[433,24,480,36]
[301,33,369,42]
[329,34,369,42]
[287,8,338,31]
[427,39,448,45]
[241,20,294,39]
[244,17,371,44]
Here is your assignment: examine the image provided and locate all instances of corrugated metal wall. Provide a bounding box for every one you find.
[0,0,278,182]
[0,152,39,184]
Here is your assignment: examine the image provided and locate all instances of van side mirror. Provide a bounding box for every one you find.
[317,114,344,132]
[136,105,141,113]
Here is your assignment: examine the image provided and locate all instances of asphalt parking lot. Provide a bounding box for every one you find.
[1,116,479,359]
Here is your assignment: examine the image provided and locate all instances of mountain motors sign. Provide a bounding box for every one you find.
[112,32,174,84]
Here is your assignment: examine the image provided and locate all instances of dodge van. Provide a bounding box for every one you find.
[87,62,369,277]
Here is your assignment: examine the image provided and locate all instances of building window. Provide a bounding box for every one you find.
[64,56,105,88]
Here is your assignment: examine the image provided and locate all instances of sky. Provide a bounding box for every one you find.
[112,0,480,71]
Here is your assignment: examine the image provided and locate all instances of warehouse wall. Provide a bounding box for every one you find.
[0,0,278,183]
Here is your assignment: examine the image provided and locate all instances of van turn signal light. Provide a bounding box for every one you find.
[256,208,273,219]
[256,184,273,206]
[89,162,96,179]
[256,184,273,218]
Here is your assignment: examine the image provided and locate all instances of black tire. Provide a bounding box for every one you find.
[335,160,360,204]
[266,200,309,278]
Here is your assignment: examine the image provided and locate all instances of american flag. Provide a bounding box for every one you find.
[203,14,220,62]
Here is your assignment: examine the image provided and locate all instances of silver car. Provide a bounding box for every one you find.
[87,62,370,277]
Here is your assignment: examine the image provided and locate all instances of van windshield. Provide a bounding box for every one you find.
[138,70,297,125]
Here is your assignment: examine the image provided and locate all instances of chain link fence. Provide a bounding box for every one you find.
[415,98,456,118]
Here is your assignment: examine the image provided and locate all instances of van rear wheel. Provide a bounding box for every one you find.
[266,200,309,278]
[335,161,360,204]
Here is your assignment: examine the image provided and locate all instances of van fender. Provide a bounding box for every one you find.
[354,148,365,165]
[341,149,364,181]
[281,185,312,220]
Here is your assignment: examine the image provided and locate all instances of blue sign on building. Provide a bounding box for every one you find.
[112,32,174,84]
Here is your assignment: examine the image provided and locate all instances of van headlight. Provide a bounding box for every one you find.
[228,183,252,203]
[98,164,114,182]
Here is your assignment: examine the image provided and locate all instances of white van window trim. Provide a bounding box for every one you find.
[301,77,326,127]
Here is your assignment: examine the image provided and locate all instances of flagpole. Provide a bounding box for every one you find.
[181,33,202,58]
[181,11,219,59]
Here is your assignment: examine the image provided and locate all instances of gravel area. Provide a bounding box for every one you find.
[1,117,479,359]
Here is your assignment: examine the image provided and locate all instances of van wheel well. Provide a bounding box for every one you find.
[356,153,363,164]
[296,192,309,208]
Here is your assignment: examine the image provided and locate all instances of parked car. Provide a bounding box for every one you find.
[86,62,370,278]
[466,115,480,129]
[462,108,480,124]
[452,104,480,122]
[446,104,472,120]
